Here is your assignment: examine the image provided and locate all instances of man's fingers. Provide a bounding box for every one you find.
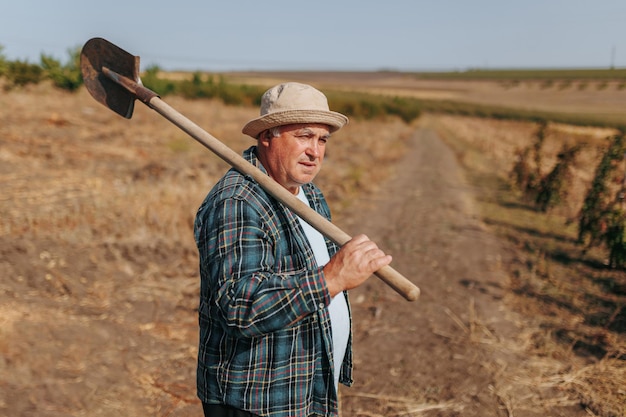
[369,254,393,271]
[325,235,393,295]
[346,234,392,272]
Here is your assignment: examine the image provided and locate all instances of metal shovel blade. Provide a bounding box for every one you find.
[80,37,139,119]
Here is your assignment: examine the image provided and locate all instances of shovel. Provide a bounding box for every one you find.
[80,37,420,302]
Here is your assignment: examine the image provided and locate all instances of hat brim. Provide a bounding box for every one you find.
[242,110,348,138]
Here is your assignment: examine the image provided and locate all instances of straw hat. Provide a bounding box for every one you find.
[242,82,348,138]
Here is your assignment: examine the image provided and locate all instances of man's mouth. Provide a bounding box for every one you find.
[299,161,317,168]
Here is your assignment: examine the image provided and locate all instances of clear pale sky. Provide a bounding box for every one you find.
[1,0,625,72]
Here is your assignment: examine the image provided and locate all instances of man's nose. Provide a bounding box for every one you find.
[306,140,321,158]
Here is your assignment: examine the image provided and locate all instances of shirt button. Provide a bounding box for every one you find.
[319,303,325,310]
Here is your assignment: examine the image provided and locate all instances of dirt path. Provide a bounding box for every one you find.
[338,127,586,416]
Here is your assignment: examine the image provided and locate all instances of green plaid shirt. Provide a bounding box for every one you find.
[194,146,352,417]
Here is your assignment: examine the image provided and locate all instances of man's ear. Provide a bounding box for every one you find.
[258,130,271,147]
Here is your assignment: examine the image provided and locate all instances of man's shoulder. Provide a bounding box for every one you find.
[207,146,262,199]
[195,170,270,236]
[209,168,264,203]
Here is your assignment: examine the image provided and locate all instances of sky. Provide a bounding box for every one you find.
[1,0,626,72]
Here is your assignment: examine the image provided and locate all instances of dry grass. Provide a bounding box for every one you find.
[0,82,415,417]
[341,392,463,416]
[0,83,413,244]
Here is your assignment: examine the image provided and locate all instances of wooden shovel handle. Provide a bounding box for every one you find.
[147,97,420,301]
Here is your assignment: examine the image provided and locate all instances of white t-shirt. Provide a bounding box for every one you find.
[296,187,350,392]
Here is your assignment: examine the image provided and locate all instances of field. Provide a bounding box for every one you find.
[226,70,626,126]
[1,72,625,417]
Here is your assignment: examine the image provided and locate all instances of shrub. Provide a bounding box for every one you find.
[0,44,6,77]
[177,72,216,99]
[40,47,83,91]
[383,97,421,123]
[141,65,177,96]
[327,92,421,123]
[4,60,43,89]
[577,134,626,268]
[215,76,258,104]
[510,147,534,193]
[141,70,264,107]
[604,208,626,268]
[510,121,547,199]
[535,143,585,212]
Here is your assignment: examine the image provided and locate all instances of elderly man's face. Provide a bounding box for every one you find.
[258,123,331,194]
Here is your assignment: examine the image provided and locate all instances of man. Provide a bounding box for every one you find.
[194,82,392,417]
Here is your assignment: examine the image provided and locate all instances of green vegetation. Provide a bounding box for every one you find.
[534,142,584,213]
[577,134,626,268]
[141,65,177,96]
[141,67,267,106]
[511,121,588,213]
[0,45,80,91]
[4,59,44,88]
[0,45,6,77]
[413,67,626,81]
[510,122,547,196]
[326,91,422,124]
[40,48,82,91]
